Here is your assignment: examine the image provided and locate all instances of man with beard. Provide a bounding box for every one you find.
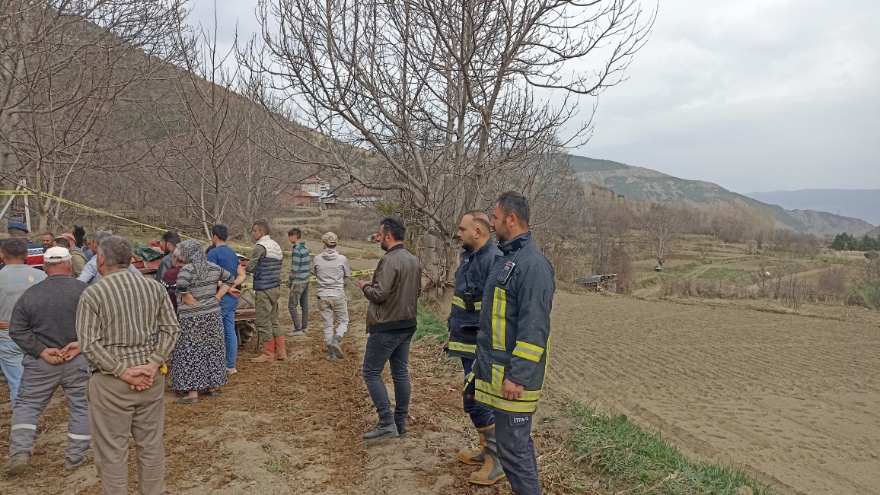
[358,216,420,442]
[468,191,555,495]
[155,231,181,282]
[247,220,285,363]
[449,211,504,485]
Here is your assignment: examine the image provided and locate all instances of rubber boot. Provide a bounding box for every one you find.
[327,345,337,362]
[330,335,344,359]
[274,336,287,360]
[250,340,276,363]
[468,425,505,485]
[457,429,487,465]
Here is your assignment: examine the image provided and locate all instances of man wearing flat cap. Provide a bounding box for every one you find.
[7,222,42,251]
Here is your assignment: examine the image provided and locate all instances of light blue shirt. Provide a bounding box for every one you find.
[77,257,141,285]
[0,264,48,321]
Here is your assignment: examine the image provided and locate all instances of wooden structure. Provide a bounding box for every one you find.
[575,273,618,293]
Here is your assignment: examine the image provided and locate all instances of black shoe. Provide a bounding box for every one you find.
[396,422,408,439]
[362,423,398,443]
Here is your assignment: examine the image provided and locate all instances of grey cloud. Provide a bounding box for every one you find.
[578,0,880,192]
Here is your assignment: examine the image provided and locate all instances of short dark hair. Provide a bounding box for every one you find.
[55,237,71,248]
[253,219,271,236]
[288,228,302,238]
[379,216,406,242]
[41,232,54,238]
[464,210,491,230]
[162,230,181,246]
[99,236,132,268]
[211,224,228,241]
[496,191,530,225]
[1,238,28,259]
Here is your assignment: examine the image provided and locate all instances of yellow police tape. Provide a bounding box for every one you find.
[0,189,198,240]
[2,190,381,276]
[239,269,376,291]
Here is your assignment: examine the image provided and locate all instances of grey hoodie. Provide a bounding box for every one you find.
[313,248,350,298]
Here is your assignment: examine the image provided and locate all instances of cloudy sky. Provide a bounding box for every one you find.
[188,0,880,194]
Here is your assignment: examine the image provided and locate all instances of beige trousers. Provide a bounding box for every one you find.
[88,372,166,495]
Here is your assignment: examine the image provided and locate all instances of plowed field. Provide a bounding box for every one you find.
[548,292,880,495]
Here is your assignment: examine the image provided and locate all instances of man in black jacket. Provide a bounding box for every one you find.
[358,216,421,442]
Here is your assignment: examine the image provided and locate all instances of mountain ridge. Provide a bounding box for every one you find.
[744,189,880,226]
[570,155,877,237]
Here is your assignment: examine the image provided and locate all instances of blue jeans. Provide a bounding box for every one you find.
[0,330,25,407]
[362,329,414,426]
[220,294,238,369]
[461,357,495,429]
[496,411,541,494]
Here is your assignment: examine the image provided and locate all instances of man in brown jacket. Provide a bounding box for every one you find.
[358,216,421,442]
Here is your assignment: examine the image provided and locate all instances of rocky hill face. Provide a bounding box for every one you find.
[570,155,877,237]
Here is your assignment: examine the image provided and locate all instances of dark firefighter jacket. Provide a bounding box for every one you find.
[447,240,502,359]
[469,232,555,414]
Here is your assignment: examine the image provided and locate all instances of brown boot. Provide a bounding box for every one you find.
[251,340,275,363]
[274,336,287,360]
[457,428,487,465]
[468,425,505,485]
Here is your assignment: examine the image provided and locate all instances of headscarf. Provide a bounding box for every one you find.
[177,239,210,279]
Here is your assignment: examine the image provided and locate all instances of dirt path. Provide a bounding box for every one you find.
[548,291,880,495]
[0,320,587,494]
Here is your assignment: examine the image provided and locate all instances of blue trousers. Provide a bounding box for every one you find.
[219,294,238,369]
[461,357,495,428]
[0,330,24,407]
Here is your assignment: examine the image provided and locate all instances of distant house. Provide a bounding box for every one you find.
[274,177,337,208]
[275,188,318,207]
[338,187,383,207]
[300,176,331,196]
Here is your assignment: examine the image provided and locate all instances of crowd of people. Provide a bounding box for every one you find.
[0,190,553,495]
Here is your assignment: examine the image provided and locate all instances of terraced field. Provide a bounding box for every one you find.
[547,292,880,495]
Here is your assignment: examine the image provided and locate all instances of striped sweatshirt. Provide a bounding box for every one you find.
[289,241,311,284]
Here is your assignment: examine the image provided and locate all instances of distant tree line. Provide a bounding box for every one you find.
[830,233,880,252]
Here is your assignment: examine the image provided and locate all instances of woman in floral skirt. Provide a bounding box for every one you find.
[171,240,235,404]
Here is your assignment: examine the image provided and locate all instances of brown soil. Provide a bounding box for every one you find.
[548,291,880,495]
[0,314,594,494]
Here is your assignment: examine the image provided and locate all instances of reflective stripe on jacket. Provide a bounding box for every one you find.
[472,232,554,414]
[448,241,501,359]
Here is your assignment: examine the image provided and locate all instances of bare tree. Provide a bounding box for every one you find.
[0,0,188,231]
[246,0,655,288]
[641,203,688,269]
[152,15,252,238]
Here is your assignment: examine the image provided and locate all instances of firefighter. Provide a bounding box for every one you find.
[467,191,555,495]
[448,210,504,485]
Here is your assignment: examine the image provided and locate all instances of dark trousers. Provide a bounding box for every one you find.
[496,410,541,495]
[362,329,414,426]
[461,357,495,429]
[10,354,90,461]
[287,283,309,332]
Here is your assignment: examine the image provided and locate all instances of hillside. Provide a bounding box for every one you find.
[745,189,880,226]
[570,155,877,237]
